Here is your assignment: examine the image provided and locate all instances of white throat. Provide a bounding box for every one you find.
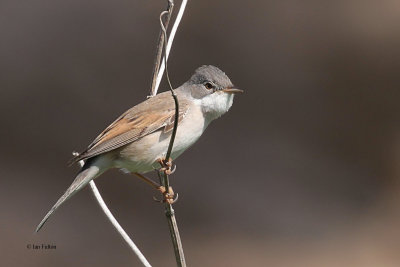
[201,92,234,121]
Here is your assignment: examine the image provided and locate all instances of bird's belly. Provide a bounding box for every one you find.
[114,106,206,173]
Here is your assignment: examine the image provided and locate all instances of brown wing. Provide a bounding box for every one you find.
[72,91,189,162]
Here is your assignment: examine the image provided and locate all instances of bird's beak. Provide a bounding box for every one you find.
[221,88,244,94]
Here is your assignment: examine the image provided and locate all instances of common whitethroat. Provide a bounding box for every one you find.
[36,65,243,232]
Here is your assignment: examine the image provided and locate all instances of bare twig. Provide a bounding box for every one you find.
[147,0,189,265]
[160,10,179,157]
[151,0,188,96]
[149,1,174,97]
[72,158,151,267]
[89,181,151,267]
[158,6,186,266]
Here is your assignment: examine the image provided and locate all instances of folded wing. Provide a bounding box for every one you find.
[72,91,189,162]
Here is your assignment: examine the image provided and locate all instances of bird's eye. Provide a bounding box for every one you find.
[204,82,214,90]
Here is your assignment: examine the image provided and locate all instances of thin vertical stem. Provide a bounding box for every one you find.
[149,1,174,97]
[151,0,188,97]
[165,204,186,266]
[157,1,186,266]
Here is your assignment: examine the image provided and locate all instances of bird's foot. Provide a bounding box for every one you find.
[157,157,176,175]
[133,172,178,204]
[153,186,178,204]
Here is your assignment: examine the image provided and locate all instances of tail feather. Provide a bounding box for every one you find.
[35,162,101,232]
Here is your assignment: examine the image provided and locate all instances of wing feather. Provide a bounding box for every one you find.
[72,91,189,162]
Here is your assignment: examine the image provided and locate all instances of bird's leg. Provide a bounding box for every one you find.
[133,172,177,204]
[154,186,177,205]
[155,157,178,204]
[157,157,176,175]
[133,172,161,190]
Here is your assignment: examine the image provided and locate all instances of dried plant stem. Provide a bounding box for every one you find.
[149,1,174,96]
[89,181,151,267]
[151,0,188,96]
[163,202,186,266]
[73,159,151,267]
[151,1,187,266]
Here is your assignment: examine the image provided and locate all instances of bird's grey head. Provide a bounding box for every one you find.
[181,65,242,99]
[179,65,243,120]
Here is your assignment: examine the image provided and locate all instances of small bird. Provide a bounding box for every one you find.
[36,65,243,232]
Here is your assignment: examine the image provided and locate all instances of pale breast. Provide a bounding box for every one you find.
[114,102,206,173]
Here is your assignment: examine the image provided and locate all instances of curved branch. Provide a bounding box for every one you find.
[151,0,188,96]
[150,2,174,96]
[89,180,151,267]
[76,157,150,267]
[158,3,186,266]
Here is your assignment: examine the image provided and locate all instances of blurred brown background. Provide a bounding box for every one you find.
[1,0,399,266]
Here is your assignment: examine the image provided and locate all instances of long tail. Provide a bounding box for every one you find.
[36,158,107,232]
